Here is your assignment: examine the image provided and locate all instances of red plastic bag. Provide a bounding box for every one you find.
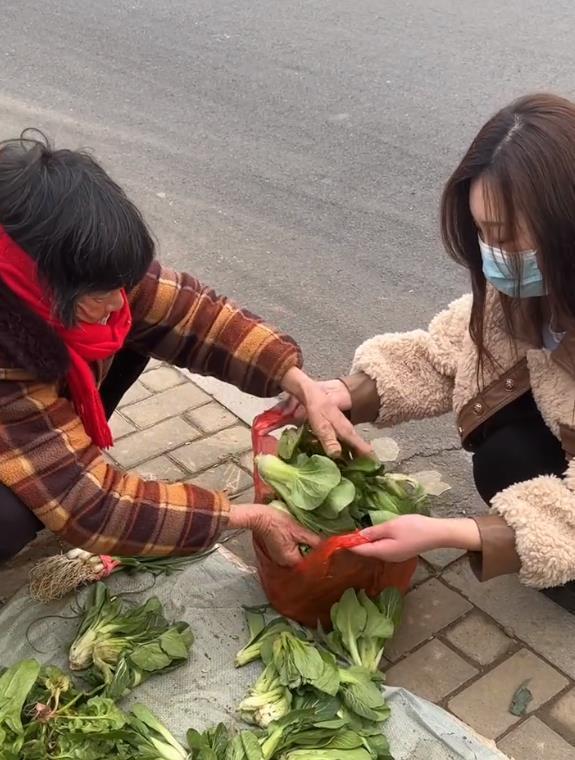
[251,409,417,628]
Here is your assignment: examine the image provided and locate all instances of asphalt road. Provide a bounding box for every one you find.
[1,0,575,496]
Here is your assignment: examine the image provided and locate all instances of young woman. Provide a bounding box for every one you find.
[0,134,367,566]
[315,93,575,611]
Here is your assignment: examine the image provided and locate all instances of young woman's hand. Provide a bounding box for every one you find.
[279,368,371,458]
[228,503,320,566]
[350,515,482,562]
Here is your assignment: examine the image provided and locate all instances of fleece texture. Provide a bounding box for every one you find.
[352,287,575,588]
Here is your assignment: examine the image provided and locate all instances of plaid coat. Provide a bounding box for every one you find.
[0,261,302,556]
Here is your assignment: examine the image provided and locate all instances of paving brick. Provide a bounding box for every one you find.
[385,639,477,702]
[118,380,152,407]
[239,452,254,473]
[110,418,200,468]
[193,463,251,495]
[443,559,575,679]
[423,547,466,569]
[498,716,575,760]
[136,456,186,481]
[412,560,431,586]
[109,413,136,439]
[171,426,252,473]
[545,688,575,744]
[448,649,569,740]
[444,610,513,667]
[122,383,211,428]
[186,401,238,434]
[140,366,185,393]
[385,579,472,661]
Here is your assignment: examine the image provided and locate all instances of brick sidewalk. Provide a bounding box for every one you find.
[2,363,575,759]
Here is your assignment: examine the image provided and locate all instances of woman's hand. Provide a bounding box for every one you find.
[228,503,320,566]
[279,368,371,458]
[351,515,482,562]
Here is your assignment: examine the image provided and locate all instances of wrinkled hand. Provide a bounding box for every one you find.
[229,503,321,566]
[351,515,481,562]
[279,370,372,458]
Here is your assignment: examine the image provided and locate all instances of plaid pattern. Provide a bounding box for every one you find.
[0,262,302,556]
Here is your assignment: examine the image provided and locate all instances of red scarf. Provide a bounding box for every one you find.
[0,226,132,448]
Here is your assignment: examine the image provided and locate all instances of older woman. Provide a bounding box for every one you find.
[0,134,367,566]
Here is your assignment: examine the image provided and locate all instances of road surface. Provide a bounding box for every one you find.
[1,0,574,510]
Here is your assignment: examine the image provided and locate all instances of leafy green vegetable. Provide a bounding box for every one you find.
[238,663,292,727]
[69,582,193,699]
[256,454,341,511]
[259,424,432,542]
[327,589,397,672]
[128,703,189,759]
[0,659,41,754]
[338,667,390,724]
[268,632,340,696]
[376,589,403,631]
[235,616,295,667]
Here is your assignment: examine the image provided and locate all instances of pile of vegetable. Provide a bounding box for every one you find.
[68,582,194,700]
[204,587,402,759]
[0,582,401,759]
[0,582,195,759]
[256,425,429,539]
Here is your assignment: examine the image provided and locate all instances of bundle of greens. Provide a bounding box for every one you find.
[29,548,220,603]
[256,424,428,538]
[127,703,190,759]
[0,660,134,759]
[69,582,193,700]
[322,588,403,672]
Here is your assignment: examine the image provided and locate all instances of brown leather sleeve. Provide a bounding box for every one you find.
[339,373,380,424]
[469,514,521,581]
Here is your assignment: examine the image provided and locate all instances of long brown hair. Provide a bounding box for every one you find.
[441,93,575,373]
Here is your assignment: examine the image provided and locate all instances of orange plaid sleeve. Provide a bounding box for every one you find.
[0,381,229,556]
[126,261,303,396]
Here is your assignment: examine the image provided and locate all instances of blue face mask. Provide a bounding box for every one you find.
[478,236,546,298]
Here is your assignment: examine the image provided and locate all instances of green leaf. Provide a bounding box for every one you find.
[357,591,394,640]
[278,427,304,462]
[243,607,267,641]
[376,589,403,630]
[0,659,41,736]
[256,454,341,511]
[342,457,384,476]
[321,479,356,516]
[510,682,533,717]
[368,510,399,525]
[331,589,367,668]
[339,667,390,723]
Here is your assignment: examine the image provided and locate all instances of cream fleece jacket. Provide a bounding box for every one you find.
[351,288,575,588]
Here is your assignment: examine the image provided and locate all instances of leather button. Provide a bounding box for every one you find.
[473,402,483,415]
[504,378,515,390]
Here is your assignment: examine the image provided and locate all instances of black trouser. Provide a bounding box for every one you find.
[0,348,149,562]
[470,391,575,612]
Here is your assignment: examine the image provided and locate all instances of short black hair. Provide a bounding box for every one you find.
[0,131,155,325]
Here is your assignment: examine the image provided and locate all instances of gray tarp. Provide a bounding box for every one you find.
[0,548,509,760]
